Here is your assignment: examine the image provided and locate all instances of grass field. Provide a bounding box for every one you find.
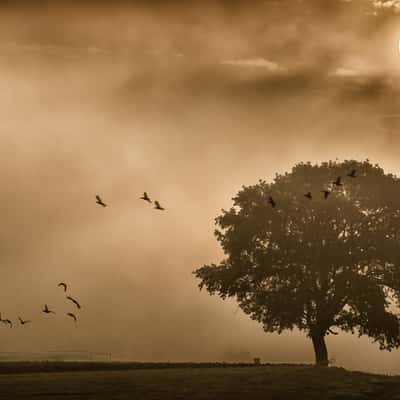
[0,363,400,399]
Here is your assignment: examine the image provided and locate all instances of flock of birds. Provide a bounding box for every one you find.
[267,169,357,208]
[96,192,166,210]
[0,283,81,328]
[0,192,166,329]
[2,171,357,328]
[1,170,357,327]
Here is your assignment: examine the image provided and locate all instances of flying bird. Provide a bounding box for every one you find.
[304,192,312,200]
[347,169,357,178]
[140,192,152,203]
[321,190,331,200]
[154,201,165,210]
[58,282,67,292]
[66,312,77,322]
[333,177,343,187]
[95,195,107,207]
[18,317,31,325]
[66,296,81,310]
[268,196,276,208]
[2,319,12,328]
[42,304,55,314]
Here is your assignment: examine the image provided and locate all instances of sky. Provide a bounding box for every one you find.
[2,0,400,373]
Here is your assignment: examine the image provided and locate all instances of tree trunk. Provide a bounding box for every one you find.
[311,333,329,366]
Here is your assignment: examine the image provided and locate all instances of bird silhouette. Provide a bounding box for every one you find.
[154,201,165,210]
[2,319,12,328]
[58,282,67,292]
[140,192,152,203]
[268,196,276,208]
[347,169,357,178]
[67,312,77,322]
[304,192,312,200]
[333,177,343,187]
[66,296,81,310]
[42,304,55,314]
[18,317,31,325]
[95,195,107,207]
[321,190,331,200]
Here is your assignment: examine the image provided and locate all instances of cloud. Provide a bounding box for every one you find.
[331,68,361,77]
[220,58,286,72]
[373,0,400,12]
[1,42,107,57]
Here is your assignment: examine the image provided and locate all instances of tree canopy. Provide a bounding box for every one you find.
[194,160,400,365]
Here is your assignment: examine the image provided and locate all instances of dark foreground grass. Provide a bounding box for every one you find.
[0,361,262,374]
[0,363,399,400]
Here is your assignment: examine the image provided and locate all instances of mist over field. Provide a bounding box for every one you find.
[2,0,400,373]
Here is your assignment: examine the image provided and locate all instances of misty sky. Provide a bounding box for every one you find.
[2,0,400,373]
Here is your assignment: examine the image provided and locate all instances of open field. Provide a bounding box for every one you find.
[0,361,260,375]
[0,363,400,400]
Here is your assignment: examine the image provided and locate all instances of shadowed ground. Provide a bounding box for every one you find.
[0,364,400,399]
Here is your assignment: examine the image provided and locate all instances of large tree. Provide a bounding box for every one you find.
[194,160,400,366]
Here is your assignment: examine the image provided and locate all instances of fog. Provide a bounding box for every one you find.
[1,0,400,373]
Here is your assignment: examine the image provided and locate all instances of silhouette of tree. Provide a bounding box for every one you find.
[194,160,400,366]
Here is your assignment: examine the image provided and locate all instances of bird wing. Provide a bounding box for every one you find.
[58,283,67,291]
[155,201,164,209]
[96,195,102,202]
[44,304,52,313]
[67,313,77,321]
[67,296,81,309]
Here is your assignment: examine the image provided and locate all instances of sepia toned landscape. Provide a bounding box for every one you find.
[3,1,400,398]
